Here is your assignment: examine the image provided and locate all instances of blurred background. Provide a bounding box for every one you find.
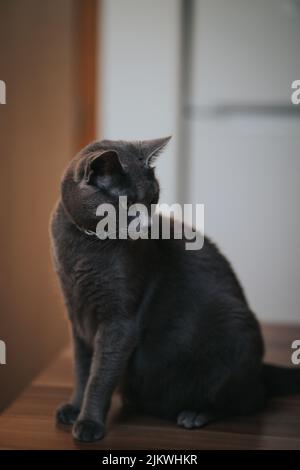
[0,0,299,410]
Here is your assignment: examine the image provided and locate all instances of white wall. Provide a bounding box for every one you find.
[97,0,181,205]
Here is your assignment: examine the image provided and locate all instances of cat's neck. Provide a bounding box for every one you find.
[58,199,98,239]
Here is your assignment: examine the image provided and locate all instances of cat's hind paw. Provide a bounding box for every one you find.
[56,403,80,425]
[72,419,105,442]
[177,410,214,429]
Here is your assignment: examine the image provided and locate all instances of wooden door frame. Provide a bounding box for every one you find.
[74,0,99,152]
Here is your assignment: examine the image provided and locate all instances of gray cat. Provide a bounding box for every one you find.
[50,137,300,442]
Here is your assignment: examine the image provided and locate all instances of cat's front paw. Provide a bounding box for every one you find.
[56,403,80,425]
[72,419,105,442]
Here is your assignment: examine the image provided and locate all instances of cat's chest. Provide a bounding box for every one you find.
[61,240,126,304]
[60,241,137,338]
[52,207,150,344]
[65,251,128,343]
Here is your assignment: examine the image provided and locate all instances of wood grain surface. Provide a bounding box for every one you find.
[0,324,299,450]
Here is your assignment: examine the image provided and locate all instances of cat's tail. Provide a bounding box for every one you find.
[262,363,300,397]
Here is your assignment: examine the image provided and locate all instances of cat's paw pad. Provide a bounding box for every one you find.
[56,403,80,425]
[177,410,211,429]
[72,419,105,442]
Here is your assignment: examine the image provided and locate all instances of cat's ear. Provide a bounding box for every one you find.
[84,150,124,183]
[141,136,172,167]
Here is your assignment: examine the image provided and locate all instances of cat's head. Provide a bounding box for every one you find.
[60,137,171,234]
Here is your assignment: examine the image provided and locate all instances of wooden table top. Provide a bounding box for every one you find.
[0,323,300,450]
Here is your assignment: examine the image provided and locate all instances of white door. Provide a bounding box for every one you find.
[186,0,300,323]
